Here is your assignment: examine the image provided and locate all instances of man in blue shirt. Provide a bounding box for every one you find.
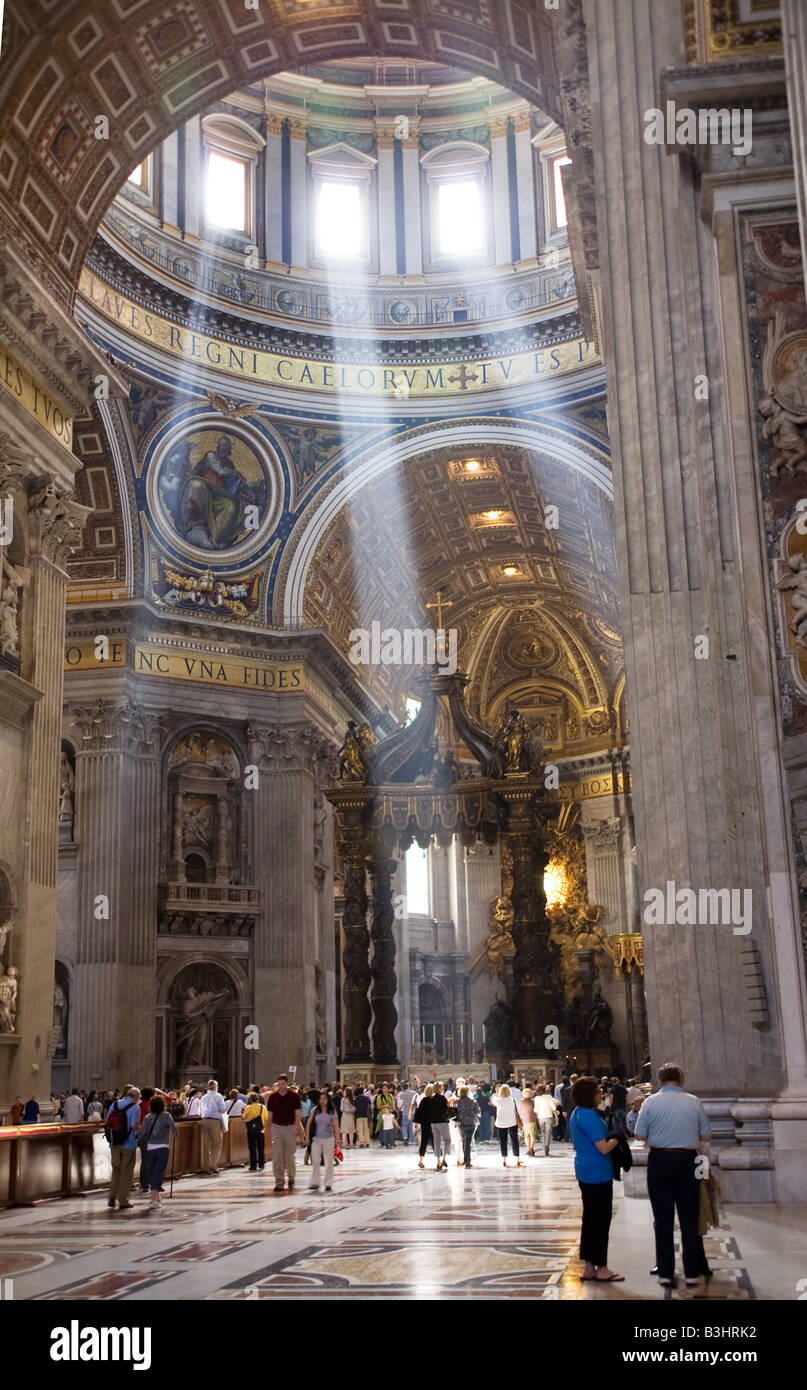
[634,1064,711,1287]
[107,1086,141,1210]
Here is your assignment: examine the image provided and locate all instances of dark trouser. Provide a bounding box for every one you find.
[139,1148,149,1190]
[647,1148,700,1280]
[419,1126,432,1158]
[247,1130,265,1169]
[146,1147,170,1192]
[460,1124,475,1165]
[497,1125,519,1158]
[578,1179,613,1267]
[478,1112,491,1142]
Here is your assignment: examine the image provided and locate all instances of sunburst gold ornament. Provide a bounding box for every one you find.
[544,858,569,909]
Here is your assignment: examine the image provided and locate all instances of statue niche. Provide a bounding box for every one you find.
[58,743,75,841]
[170,963,234,1078]
[167,731,240,886]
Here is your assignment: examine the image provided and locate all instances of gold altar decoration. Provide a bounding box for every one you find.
[544,857,569,910]
[544,807,609,1005]
[485,895,514,979]
[607,933,644,975]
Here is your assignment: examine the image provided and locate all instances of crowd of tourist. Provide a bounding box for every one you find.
[7,1064,712,1290]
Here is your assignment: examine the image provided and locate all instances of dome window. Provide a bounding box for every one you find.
[308,143,377,269]
[202,114,265,239]
[421,141,492,270]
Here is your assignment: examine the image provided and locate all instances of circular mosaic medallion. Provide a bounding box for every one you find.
[507,630,557,669]
[771,330,807,415]
[389,299,417,324]
[276,289,304,315]
[147,418,282,564]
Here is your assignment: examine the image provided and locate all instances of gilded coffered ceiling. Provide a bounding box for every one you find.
[303,438,624,752]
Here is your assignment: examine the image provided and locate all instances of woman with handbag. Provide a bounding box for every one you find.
[305,1091,341,1193]
[568,1077,623,1281]
[242,1091,267,1171]
[491,1084,523,1168]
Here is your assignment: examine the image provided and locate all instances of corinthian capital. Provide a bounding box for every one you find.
[28,477,91,570]
[0,433,38,496]
[247,721,337,775]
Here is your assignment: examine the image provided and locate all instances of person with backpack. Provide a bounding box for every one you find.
[242,1091,268,1171]
[105,1086,141,1210]
[137,1095,177,1207]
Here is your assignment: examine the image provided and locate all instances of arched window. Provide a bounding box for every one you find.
[202,114,264,237]
[421,142,491,269]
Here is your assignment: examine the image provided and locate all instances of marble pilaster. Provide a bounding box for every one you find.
[577,0,790,1112]
[247,723,326,1078]
[489,117,513,267]
[264,111,284,265]
[288,118,308,272]
[375,127,398,277]
[513,113,538,263]
[183,116,203,240]
[160,130,180,234]
[67,700,161,1088]
[401,126,423,276]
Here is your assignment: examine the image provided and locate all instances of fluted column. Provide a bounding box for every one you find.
[67,701,161,1087]
[247,723,327,1078]
[581,814,627,935]
[264,110,284,265]
[288,117,308,271]
[70,705,126,1089]
[368,841,399,1065]
[5,476,89,1105]
[577,0,804,1110]
[489,116,513,266]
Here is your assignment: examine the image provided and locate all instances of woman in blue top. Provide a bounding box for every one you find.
[568,1076,624,1282]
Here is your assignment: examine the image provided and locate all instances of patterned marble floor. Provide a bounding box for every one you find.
[0,1142,799,1302]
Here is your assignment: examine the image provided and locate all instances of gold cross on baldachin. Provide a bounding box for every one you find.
[426,590,453,630]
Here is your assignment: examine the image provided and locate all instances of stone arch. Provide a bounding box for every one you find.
[0,0,559,306]
[156,952,248,1009]
[281,417,613,628]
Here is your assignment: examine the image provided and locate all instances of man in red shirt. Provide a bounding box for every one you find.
[266,1075,303,1193]
[10,1096,24,1125]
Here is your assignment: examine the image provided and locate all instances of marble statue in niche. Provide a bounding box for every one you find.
[0,965,19,1033]
[175,974,231,1068]
[52,977,68,1058]
[58,751,75,833]
[181,797,215,849]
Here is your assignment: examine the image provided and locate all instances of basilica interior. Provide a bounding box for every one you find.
[2,0,807,1314]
